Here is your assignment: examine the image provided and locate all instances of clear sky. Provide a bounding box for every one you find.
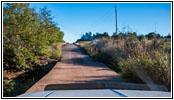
[29,3,171,43]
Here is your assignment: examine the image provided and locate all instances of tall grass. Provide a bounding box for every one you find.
[77,35,171,90]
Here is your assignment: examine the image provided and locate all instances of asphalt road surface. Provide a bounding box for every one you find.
[26,44,167,93]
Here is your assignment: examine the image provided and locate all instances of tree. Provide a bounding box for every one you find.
[146,32,160,39]
[3,3,64,70]
[93,32,109,39]
[3,3,39,69]
[165,33,171,38]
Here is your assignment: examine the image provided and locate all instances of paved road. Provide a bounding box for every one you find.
[26,44,128,93]
[26,44,167,93]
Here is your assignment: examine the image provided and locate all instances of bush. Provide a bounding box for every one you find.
[3,81,16,96]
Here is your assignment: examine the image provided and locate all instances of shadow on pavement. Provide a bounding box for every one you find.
[44,82,168,92]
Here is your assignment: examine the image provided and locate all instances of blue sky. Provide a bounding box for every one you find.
[29,3,171,43]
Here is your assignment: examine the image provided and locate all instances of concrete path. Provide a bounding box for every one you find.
[26,44,167,93]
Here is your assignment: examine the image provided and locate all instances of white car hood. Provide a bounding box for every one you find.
[17,89,171,97]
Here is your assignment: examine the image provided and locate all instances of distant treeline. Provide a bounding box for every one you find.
[3,3,64,70]
[76,31,171,42]
[76,32,109,42]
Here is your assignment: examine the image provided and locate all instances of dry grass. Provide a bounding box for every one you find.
[77,36,171,90]
[48,42,63,60]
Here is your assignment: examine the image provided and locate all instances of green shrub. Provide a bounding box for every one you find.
[3,81,16,96]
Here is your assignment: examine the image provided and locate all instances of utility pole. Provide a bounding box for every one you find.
[115,4,118,35]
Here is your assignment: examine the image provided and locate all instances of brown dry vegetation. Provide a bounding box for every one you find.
[76,36,171,91]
